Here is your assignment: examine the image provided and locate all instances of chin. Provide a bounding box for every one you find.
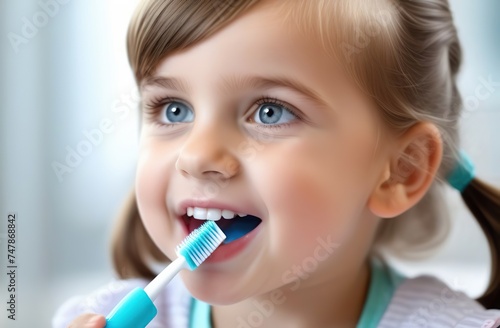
[180,270,252,305]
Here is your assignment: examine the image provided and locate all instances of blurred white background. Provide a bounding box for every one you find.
[0,0,499,327]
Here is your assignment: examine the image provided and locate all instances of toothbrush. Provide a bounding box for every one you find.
[105,221,226,328]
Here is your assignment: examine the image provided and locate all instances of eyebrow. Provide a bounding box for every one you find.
[141,74,330,110]
[141,76,192,93]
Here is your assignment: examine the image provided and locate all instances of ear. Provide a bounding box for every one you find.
[367,122,443,218]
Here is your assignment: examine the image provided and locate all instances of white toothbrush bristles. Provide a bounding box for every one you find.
[144,221,226,300]
[176,221,226,270]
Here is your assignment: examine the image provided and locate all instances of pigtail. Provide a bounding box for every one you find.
[110,190,167,280]
[460,178,500,309]
[393,0,499,309]
[441,2,500,310]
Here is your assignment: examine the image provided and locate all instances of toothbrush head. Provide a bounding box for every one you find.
[176,221,226,270]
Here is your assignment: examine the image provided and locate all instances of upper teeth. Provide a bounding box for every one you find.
[186,207,247,221]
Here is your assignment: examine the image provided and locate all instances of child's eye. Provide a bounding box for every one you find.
[251,97,298,126]
[159,101,194,124]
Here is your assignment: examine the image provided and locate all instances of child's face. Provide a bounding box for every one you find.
[136,0,390,303]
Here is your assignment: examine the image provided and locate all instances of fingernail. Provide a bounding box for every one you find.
[86,316,101,327]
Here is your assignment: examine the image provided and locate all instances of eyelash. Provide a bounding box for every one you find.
[143,96,177,113]
[143,96,180,128]
[252,96,301,129]
[143,95,301,129]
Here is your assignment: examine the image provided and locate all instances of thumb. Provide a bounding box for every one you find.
[68,313,106,328]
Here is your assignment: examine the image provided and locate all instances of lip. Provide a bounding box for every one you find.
[175,198,263,263]
[178,217,263,263]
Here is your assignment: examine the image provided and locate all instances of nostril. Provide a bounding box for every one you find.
[202,170,231,180]
[177,169,194,180]
[175,150,240,180]
[175,159,188,175]
[224,161,240,177]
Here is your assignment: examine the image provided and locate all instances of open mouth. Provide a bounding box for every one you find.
[181,209,262,244]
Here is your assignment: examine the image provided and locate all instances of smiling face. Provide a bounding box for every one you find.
[135,0,392,304]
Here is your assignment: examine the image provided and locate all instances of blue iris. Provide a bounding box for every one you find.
[163,102,194,123]
[254,104,295,125]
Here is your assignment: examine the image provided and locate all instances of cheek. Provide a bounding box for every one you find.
[254,136,375,258]
[135,142,178,256]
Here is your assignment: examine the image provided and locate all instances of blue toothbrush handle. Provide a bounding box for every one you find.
[105,287,158,328]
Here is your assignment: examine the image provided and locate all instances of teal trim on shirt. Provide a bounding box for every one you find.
[356,258,405,328]
[190,295,211,328]
[189,258,405,328]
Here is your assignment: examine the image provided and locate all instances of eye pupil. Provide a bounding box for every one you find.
[259,105,282,124]
[263,107,274,117]
[170,106,181,116]
[165,102,192,123]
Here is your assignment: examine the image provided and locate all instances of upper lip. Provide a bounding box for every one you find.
[176,199,260,218]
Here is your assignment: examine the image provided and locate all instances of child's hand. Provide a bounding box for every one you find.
[68,313,106,328]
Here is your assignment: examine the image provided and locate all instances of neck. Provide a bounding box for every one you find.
[212,260,371,328]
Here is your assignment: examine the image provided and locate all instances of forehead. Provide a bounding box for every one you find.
[148,0,348,98]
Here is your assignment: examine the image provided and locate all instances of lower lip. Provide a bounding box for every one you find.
[179,218,262,263]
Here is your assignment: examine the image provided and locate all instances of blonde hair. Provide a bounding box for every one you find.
[112,0,500,308]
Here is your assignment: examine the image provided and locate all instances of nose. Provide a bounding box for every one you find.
[175,125,240,180]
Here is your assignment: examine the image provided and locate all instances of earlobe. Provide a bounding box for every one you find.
[368,161,410,218]
[368,122,443,218]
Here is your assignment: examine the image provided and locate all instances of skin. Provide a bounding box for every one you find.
[137,0,384,325]
[68,313,105,328]
[70,0,442,327]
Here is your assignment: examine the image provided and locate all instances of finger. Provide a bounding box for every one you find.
[68,313,106,328]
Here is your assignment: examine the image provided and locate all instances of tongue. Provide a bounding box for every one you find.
[188,215,262,244]
[221,215,261,243]
[188,218,207,232]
